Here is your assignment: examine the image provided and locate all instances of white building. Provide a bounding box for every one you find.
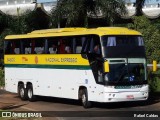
[0,0,38,15]
[0,0,160,18]
[0,0,57,16]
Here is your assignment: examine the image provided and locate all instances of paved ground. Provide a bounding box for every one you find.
[0,90,160,120]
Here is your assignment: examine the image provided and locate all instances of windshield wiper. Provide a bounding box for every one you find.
[116,66,127,83]
[116,58,129,83]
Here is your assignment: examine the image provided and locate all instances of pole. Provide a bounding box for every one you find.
[57,0,60,28]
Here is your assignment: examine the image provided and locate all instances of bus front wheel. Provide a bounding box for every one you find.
[18,84,28,101]
[27,85,36,102]
[81,89,92,108]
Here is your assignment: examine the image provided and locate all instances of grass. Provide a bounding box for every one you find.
[0,68,4,87]
[148,69,160,92]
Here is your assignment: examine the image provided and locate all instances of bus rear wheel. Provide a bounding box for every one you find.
[18,84,28,101]
[81,89,92,108]
[27,85,36,102]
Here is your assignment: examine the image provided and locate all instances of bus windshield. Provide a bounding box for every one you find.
[101,35,146,58]
[105,62,146,85]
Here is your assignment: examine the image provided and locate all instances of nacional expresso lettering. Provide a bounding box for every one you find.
[46,58,77,63]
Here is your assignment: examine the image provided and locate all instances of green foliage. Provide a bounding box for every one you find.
[152,19,160,30]
[96,0,127,25]
[51,0,127,27]
[0,29,14,50]
[8,15,29,34]
[7,10,50,34]
[127,16,160,63]
[0,68,4,87]
[135,0,145,16]
[24,10,50,31]
[0,14,8,32]
[0,10,50,50]
[148,70,160,92]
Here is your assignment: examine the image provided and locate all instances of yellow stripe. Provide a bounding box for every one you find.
[4,54,90,66]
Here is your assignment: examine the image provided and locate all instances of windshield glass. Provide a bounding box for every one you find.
[106,63,146,85]
[101,35,146,58]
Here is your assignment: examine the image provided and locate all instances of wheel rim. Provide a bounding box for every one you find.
[20,88,24,98]
[28,89,32,99]
[82,94,86,104]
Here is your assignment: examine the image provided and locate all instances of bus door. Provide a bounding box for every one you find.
[82,35,104,101]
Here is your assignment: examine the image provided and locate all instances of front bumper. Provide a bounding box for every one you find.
[103,91,148,102]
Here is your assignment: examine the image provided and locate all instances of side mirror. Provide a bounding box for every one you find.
[104,61,109,72]
[153,60,157,72]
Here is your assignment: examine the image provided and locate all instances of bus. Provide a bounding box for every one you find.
[4,27,148,108]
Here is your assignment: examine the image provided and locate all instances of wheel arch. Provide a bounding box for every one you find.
[26,82,33,87]
[78,86,87,100]
[17,81,24,93]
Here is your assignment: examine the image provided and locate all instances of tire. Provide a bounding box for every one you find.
[18,84,28,101]
[81,89,92,108]
[27,85,36,102]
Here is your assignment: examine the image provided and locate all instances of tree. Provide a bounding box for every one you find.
[0,13,9,33]
[51,0,127,27]
[135,0,145,16]
[24,9,50,31]
[8,10,50,34]
[0,10,51,50]
[127,16,160,63]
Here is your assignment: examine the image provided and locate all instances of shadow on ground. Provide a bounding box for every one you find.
[27,92,160,109]
[0,103,28,110]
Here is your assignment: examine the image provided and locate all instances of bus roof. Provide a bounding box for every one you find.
[30,28,87,34]
[5,27,142,40]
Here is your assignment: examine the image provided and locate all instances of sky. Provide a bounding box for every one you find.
[37,0,160,4]
[125,0,160,4]
[37,0,56,3]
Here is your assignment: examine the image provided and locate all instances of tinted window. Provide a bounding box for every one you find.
[34,39,45,54]
[5,40,21,54]
[102,36,144,47]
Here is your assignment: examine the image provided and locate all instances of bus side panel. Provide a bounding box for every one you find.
[5,67,20,93]
[85,70,105,102]
[5,67,88,100]
[32,68,80,99]
[4,54,106,102]
[5,66,105,102]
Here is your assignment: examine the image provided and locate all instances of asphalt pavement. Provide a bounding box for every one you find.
[0,90,160,120]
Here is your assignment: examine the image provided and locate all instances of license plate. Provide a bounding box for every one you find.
[126,95,134,99]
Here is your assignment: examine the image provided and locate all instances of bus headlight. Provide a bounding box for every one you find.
[104,74,109,81]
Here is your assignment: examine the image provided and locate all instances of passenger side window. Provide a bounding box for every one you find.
[14,41,20,54]
[81,35,101,54]
[48,38,58,54]
[57,37,72,54]
[5,40,21,54]
[67,36,85,54]
[93,36,101,55]
[22,39,32,54]
[75,37,83,54]
[34,39,45,54]
[5,41,12,54]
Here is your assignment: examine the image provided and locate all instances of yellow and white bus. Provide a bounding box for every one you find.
[4,27,148,108]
